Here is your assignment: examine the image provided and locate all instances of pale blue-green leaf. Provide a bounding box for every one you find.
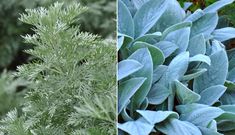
[191,13,218,38]
[199,127,222,135]
[187,34,206,56]
[149,0,185,33]
[207,120,217,131]
[118,77,146,113]
[175,80,201,104]
[152,65,167,84]
[189,54,211,65]
[178,104,224,127]
[133,0,169,37]
[134,32,162,44]
[213,27,235,42]
[181,68,207,82]
[198,85,226,105]
[176,103,208,114]
[118,60,143,80]
[183,2,193,10]
[211,40,225,54]
[118,0,134,37]
[118,33,134,59]
[220,92,235,105]
[193,49,228,93]
[167,85,175,111]
[204,0,234,13]
[128,48,153,110]
[156,118,202,135]
[184,9,205,22]
[164,27,191,53]
[118,118,154,135]
[137,110,179,125]
[118,35,124,50]
[147,83,170,104]
[132,0,150,9]
[220,105,235,113]
[159,52,189,86]
[131,42,164,69]
[155,41,178,58]
[161,22,192,40]
[121,0,137,16]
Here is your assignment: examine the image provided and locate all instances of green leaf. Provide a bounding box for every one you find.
[191,13,218,38]
[204,0,234,13]
[133,0,169,37]
[118,0,134,37]
[131,41,164,69]
[187,34,206,56]
[212,27,235,42]
[147,83,170,105]
[118,60,143,80]
[198,85,226,105]
[118,77,146,114]
[181,68,207,82]
[159,52,189,87]
[128,48,153,111]
[175,80,201,104]
[220,92,235,105]
[137,110,179,125]
[155,41,178,58]
[189,54,211,65]
[118,118,154,135]
[156,118,202,135]
[193,49,228,93]
[177,104,224,127]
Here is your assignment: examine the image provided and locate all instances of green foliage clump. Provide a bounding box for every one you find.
[0,2,116,135]
[0,71,27,118]
[118,0,235,134]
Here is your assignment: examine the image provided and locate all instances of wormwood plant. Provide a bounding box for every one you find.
[118,0,235,134]
[0,2,116,135]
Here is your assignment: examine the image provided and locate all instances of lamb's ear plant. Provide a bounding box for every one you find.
[0,2,116,135]
[118,0,235,134]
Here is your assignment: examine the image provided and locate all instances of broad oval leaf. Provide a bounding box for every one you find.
[155,41,178,58]
[189,54,211,65]
[187,34,206,56]
[156,118,202,135]
[152,65,168,84]
[118,0,134,37]
[128,48,153,110]
[137,110,179,125]
[133,0,169,37]
[159,52,189,87]
[191,13,218,38]
[131,41,165,69]
[198,85,227,105]
[193,49,228,93]
[147,83,170,105]
[118,77,146,113]
[118,118,154,135]
[175,80,201,104]
[212,27,235,42]
[118,59,143,80]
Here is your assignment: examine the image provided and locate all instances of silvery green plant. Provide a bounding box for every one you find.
[118,0,235,134]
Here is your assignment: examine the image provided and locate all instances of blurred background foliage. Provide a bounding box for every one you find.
[0,0,115,118]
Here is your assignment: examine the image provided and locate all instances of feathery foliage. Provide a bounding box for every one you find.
[0,2,116,135]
